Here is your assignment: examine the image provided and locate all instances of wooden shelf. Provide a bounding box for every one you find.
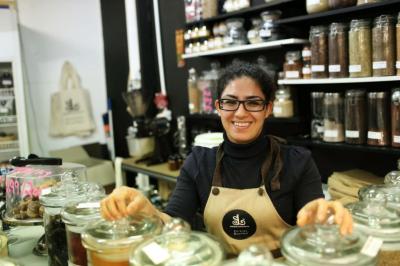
[183,38,308,58]
[278,76,400,85]
[278,0,400,24]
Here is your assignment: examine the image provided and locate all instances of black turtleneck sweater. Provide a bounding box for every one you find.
[164,133,323,227]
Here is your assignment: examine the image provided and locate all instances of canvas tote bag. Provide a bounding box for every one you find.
[49,61,96,137]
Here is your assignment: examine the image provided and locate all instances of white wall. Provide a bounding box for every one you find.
[16,0,107,155]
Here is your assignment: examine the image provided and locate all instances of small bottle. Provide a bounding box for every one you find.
[283,51,302,79]
[302,46,312,79]
[273,86,294,118]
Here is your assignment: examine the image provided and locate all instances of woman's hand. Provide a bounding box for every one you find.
[296,198,353,235]
[100,186,159,220]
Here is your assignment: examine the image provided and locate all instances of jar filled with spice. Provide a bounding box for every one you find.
[349,19,372,77]
[345,90,366,144]
[306,0,329,14]
[247,17,263,44]
[372,15,396,77]
[273,86,294,118]
[310,25,329,78]
[329,22,349,78]
[311,92,325,139]
[283,51,302,79]
[392,88,400,147]
[367,92,389,146]
[224,18,247,46]
[396,12,400,75]
[260,10,282,41]
[302,46,312,79]
[323,93,344,142]
[328,0,357,9]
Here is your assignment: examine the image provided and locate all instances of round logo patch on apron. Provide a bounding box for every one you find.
[222,209,257,240]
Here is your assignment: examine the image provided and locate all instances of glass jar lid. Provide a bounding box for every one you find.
[82,214,162,252]
[345,89,366,98]
[276,88,291,100]
[329,22,348,33]
[374,14,395,27]
[392,88,400,103]
[384,170,400,185]
[260,10,282,21]
[281,224,374,265]
[358,184,400,204]
[311,92,325,99]
[368,91,387,99]
[309,25,328,35]
[285,51,301,62]
[61,195,104,226]
[251,17,262,27]
[350,19,370,29]
[226,18,244,28]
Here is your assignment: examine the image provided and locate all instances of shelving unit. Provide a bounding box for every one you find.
[182,38,308,58]
[278,76,400,85]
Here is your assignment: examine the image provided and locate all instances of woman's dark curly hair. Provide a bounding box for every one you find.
[217,61,276,102]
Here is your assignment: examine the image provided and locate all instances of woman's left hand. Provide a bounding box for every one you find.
[296,198,353,235]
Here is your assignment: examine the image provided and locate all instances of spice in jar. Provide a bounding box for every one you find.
[367,92,389,146]
[306,0,329,14]
[302,46,312,79]
[372,15,395,77]
[323,93,344,142]
[310,25,329,78]
[283,51,302,79]
[349,19,372,77]
[345,90,366,144]
[392,88,400,147]
[328,0,357,9]
[273,86,294,118]
[329,22,349,78]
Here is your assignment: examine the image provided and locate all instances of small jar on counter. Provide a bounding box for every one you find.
[273,86,294,118]
[306,0,329,14]
[310,25,329,78]
[323,92,344,142]
[247,17,263,44]
[372,15,395,77]
[329,22,349,78]
[302,46,312,79]
[328,0,357,9]
[392,88,400,147]
[283,51,302,79]
[349,19,372,77]
[367,92,390,146]
[345,90,366,144]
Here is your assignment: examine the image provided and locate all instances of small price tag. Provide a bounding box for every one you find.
[346,130,359,138]
[368,131,383,140]
[394,135,400,143]
[302,67,311,74]
[285,71,300,78]
[259,29,271,38]
[324,130,338,138]
[302,50,311,57]
[396,61,400,69]
[372,61,387,69]
[308,0,321,4]
[349,65,361,73]
[329,65,341,73]
[361,236,383,257]
[77,202,100,209]
[41,187,52,196]
[143,242,170,264]
[311,65,325,72]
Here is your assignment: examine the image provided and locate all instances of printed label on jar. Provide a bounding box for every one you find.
[285,71,300,78]
[273,106,283,114]
[345,130,360,138]
[247,30,257,39]
[317,126,324,133]
[361,236,383,257]
[349,65,361,73]
[142,242,170,264]
[311,65,325,72]
[259,29,271,38]
[396,61,400,69]
[328,65,341,73]
[368,131,383,140]
[302,67,311,74]
[308,0,321,5]
[394,135,400,143]
[2,80,12,86]
[324,130,338,138]
[302,50,311,58]
[372,61,387,69]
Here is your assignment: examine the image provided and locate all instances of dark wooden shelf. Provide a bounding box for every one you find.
[186,0,295,27]
[278,0,400,24]
[287,137,400,155]
[186,113,302,123]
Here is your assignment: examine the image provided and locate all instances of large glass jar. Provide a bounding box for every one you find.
[372,15,396,77]
[328,0,357,9]
[281,224,376,266]
[273,86,294,118]
[345,90,366,144]
[224,18,247,46]
[306,0,329,14]
[247,17,263,44]
[311,92,325,139]
[323,93,344,142]
[329,22,349,78]
[349,19,372,77]
[396,12,400,75]
[260,10,281,42]
[347,201,400,265]
[392,88,400,147]
[82,214,162,266]
[358,184,400,210]
[310,25,329,78]
[283,51,302,79]
[367,92,389,146]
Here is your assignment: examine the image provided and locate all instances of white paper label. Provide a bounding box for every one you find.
[273,106,283,114]
[396,61,400,69]
[349,65,361,73]
[302,67,311,74]
[247,30,257,39]
[77,202,100,209]
[259,29,271,38]
[329,65,341,73]
[2,80,12,86]
[345,130,360,138]
[285,71,300,78]
[324,130,338,138]
[41,187,52,196]
[143,242,170,264]
[311,65,325,72]
[308,0,321,4]
[373,61,387,69]
[317,126,324,133]
[361,236,383,257]
[368,131,383,140]
[394,135,400,143]
[0,108,8,113]
[302,50,311,57]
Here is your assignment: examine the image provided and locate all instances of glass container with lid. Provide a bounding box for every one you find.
[260,10,282,41]
[224,18,247,47]
[221,244,274,266]
[384,159,400,185]
[281,224,376,265]
[310,25,329,78]
[82,214,163,266]
[329,22,349,78]
[273,86,294,118]
[283,51,302,79]
[349,19,372,78]
[392,88,400,147]
[345,90,366,144]
[247,17,263,44]
[328,0,357,9]
[367,92,389,146]
[323,93,344,142]
[358,184,400,211]
[311,92,325,139]
[306,0,329,14]
[372,15,396,77]
[129,218,225,266]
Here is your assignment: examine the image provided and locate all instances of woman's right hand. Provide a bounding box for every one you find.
[100,186,159,220]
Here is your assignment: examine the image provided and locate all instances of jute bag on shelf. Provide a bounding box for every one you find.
[49,61,96,137]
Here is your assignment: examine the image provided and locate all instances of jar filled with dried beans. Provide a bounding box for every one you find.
[310,25,329,78]
[329,22,349,78]
[392,88,400,147]
[345,90,366,144]
[349,19,372,77]
[372,15,395,77]
[367,92,389,146]
[328,0,357,9]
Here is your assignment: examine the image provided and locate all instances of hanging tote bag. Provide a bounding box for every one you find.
[49,61,96,137]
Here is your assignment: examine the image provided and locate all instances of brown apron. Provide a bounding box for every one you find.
[204,142,291,255]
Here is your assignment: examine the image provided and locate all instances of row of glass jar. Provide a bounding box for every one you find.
[303,14,400,79]
[310,89,400,147]
[307,0,383,14]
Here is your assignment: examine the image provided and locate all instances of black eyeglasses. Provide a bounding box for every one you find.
[218,98,267,112]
